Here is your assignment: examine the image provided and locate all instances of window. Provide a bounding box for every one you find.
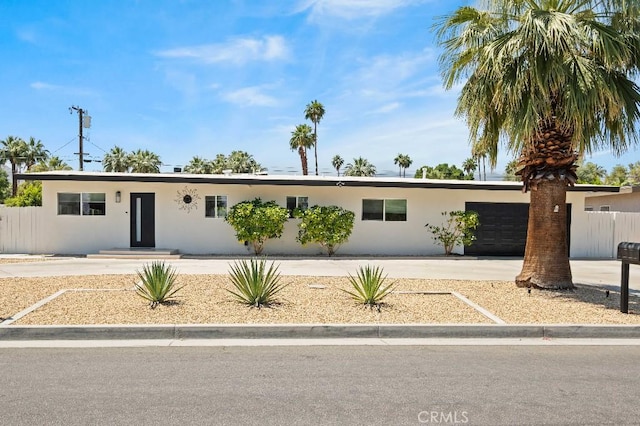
[58,193,106,216]
[286,196,308,217]
[205,195,227,218]
[585,206,594,211]
[600,205,610,212]
[362,199,407,221]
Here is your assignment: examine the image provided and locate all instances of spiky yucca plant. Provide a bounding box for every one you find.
[343,265,395,308]
[227,258,286,308]
[135,261,182,308]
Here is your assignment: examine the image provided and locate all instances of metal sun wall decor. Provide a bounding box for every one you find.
[175,186,201,213]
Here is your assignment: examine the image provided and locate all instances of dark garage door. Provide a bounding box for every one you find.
[464,202,571,256]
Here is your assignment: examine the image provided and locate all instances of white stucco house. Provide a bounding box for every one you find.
[8,171,619,257]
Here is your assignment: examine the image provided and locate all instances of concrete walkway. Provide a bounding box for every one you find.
[0,255,639,291]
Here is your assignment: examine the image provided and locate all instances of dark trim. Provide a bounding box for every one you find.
[15,172,620,193]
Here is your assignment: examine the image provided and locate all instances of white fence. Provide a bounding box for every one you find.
[0,206,45,254]
[581,211,640,258]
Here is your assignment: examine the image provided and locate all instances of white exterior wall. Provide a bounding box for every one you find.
[38,179,593,256]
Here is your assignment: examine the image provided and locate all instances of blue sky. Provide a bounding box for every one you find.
[1,0,637,177]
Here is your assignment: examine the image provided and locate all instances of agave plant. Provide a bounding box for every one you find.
[227,258,286,308]
[343,265,395,308]
[135,261,183,308]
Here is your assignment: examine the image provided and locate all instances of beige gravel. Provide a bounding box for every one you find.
[1,274,639,325]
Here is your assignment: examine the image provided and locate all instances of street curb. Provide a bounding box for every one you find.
[2,324,640,340]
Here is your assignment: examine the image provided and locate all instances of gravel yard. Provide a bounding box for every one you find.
[1,274,638,325]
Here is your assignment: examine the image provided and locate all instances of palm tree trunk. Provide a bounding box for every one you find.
[313,127,318,176]
[11,161,18,197]
[516,179,574,289]
[299,147,308,175]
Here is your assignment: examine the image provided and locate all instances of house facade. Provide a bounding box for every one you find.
[585,186,640,212]
[12,171,619,257]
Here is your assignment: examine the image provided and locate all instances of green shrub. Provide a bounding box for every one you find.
[4,181,42,207]
[343,265,396,308]
[227,258,287,308]
[294,205,355,256]
[425,210,480,255]
[225,198,289,255]
[135,261,183,308]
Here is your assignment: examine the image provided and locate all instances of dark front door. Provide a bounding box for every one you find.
[130,193,155,248]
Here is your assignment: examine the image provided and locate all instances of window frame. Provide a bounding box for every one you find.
[57,192,106,216]
[205,195,228,218]
[361,198,407,222]
[286,196,309,218]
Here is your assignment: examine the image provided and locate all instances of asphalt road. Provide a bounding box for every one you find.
[2,345,640,425]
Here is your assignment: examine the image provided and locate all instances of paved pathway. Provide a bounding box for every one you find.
[0,255,638,291]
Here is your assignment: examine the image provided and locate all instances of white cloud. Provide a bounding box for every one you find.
[368,102,401,114]
[296,0,424,19]
[31,81,60,90]
[155,35,289,65]
[222,86,278,107]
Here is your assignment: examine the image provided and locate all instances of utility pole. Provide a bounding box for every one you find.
[69,106,91,171]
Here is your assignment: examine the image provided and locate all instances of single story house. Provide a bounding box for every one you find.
[585,185,640,212]
[11,171,619,257]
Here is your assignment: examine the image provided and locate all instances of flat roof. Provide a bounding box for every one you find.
[15,171,620,193]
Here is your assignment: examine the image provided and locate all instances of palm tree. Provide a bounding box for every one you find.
[462,157,477,179]
[289,124,314,175]
[332,155,344,177]
[129,149,161,173]
[394,154,404,177]
[344,157,376,177]
[435,1,640,289]
[184,156,212,174]
[227,150,263,174]
[31,156,72,172]
[210,154,228,174]
[102,146,130,172]
[23,137,49,171]
[399,154,413,177]
[0,136,28,196]
[304,100,325,176]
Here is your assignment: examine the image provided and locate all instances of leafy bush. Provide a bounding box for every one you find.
[227,258,287,308]
[225,198,289,255]
[343,265,396,308]
[425,210,480,255]
[4,181,42,207]
[294,205,355,256]
[135,261,183,308]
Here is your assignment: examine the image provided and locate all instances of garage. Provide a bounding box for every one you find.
[464,202,571,256]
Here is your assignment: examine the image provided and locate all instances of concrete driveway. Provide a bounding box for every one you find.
[0,255,638,292]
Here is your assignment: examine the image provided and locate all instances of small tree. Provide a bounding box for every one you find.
[294,205,355,256]
[425,211,479,256]
[225,198,289,255]
[4,181,42,207]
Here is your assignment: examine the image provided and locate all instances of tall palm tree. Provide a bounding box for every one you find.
[289,124,314,175]
[394,154,404,177]
[304,100,325,176]
[24,137,49,171]
[102,146,130,172]
[332,155,344,177]
[344,157,376,177]
[184,156,212,174]
[0,136,28,196]
[435,0,640,289]
[129,149,161,173]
